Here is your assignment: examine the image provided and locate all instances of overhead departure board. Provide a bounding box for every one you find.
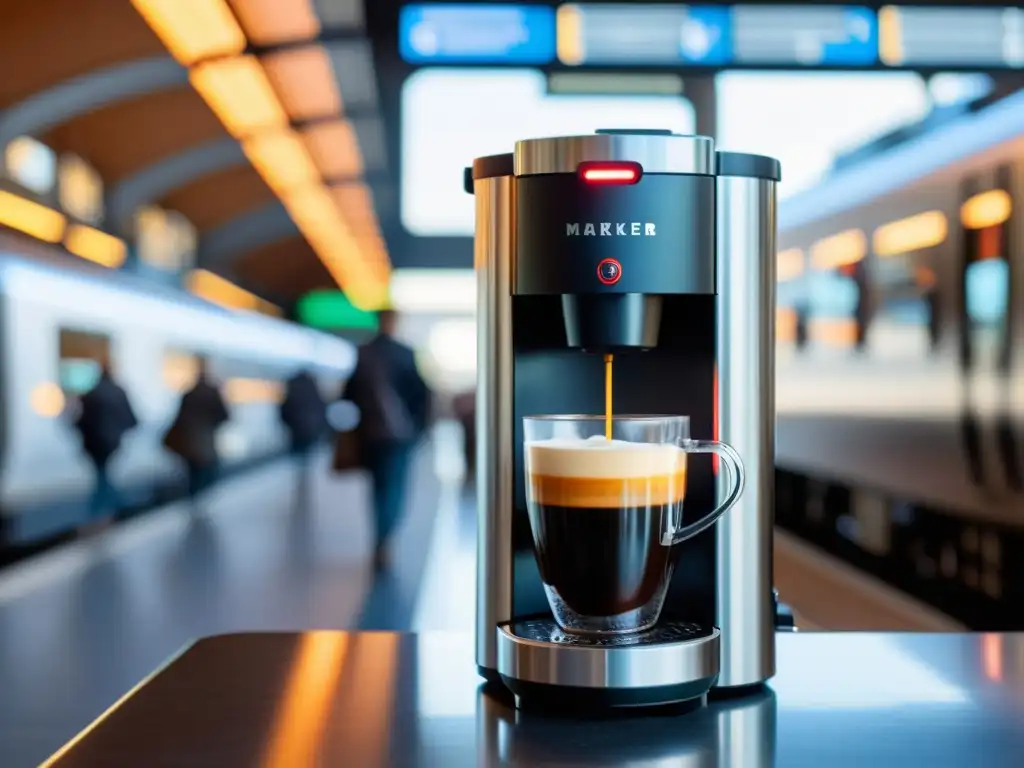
[399,4,556,64]
[398,3,1024,70]
[878,5,1024,68]
[732,5,876,65]
[556,4,730,66]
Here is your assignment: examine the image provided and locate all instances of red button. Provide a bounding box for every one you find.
[597,258,622,285]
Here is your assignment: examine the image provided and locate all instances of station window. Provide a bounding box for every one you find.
[59,329,110,394]
[399,67,695,236]
[716,71,929,199]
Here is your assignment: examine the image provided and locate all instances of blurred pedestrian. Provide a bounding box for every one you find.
[338,309,431,569]
[74,359,138,529]
[164,360,229,509]
[280,368,329,503]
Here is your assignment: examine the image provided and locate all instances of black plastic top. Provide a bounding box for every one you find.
[715,151,782,182]
[595,128,675,135]
[466,148,779,193]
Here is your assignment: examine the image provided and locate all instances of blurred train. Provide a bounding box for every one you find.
[775,88,1023,527]
[0,251,356,546]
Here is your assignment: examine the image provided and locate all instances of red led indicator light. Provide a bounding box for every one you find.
[578,161,642,185]
[597,258,622,285]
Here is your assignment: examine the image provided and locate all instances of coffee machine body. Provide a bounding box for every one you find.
[468,132,779,707]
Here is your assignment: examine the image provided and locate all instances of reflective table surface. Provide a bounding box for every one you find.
[46,631,1024,767]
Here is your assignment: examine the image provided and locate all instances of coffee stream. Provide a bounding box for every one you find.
[604,354,613,439]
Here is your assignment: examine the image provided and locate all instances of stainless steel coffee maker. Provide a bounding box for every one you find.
[465,131,784,708]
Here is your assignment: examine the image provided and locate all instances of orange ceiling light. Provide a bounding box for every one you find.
[190,55,290,138]
[131,0,247,66]
[281,185,390,309]
[65,225,128,269]
[282,185,343,240]
[261,45,343,122]
[301,120,364,179]
[185,268,284,316]
[228,0,321,45]
[243,130,321,194]
[0,190,66,243]
[331,183,377,230]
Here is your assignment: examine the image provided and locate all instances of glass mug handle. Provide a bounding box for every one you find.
[662,439,746,546]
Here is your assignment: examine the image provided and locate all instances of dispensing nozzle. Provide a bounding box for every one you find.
[560,293,662,352]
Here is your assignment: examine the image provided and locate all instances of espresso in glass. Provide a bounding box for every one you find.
[524,416,745,635]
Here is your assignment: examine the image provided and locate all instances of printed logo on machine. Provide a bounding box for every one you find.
[566,222,656,237]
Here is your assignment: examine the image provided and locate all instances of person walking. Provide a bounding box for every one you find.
[164,360,230,509]
[339,309,431,569]
[280,368,330,504]
[75,361,138,529]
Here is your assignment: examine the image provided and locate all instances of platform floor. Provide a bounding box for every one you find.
[0,425,468,768]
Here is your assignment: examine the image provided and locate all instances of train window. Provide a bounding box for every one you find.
[216,357,287,405]
[223,378,285,405]
[59,329,109,394]
[165,351,287,405]
[776,249,807,347]
[776,280,806,346]
[164,351,200,392]
[964,257,1010,370]
[806,269,861,350]
[961,181,1013,373]
[966,258,1010,324]
[869,252,937,359]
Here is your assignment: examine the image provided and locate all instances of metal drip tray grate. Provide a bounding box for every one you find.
[507,618,711,648]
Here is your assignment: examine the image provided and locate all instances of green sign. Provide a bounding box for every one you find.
[297,291,379,331]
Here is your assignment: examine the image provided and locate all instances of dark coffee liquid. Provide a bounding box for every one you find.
[528,503,679,617]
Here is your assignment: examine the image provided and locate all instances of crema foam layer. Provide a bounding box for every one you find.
[527,436,687,508]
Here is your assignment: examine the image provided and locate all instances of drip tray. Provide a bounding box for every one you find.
[496,618,721,708]
[507,617,712,647]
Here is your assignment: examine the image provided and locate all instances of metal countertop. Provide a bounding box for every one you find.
[46,631,1024,767]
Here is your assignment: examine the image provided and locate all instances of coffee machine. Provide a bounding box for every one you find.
[465,131,781,707]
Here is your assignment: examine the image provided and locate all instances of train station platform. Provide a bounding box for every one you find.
[0,425,462,768]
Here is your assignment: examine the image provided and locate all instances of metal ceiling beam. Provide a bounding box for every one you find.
[107,138,245,237]
[0,56,188,149]
[197,201,297,268]
[313,0,365,30]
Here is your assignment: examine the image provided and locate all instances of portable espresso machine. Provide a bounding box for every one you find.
[465,131,782,708]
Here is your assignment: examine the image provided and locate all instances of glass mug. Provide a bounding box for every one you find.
[524,415,745,636]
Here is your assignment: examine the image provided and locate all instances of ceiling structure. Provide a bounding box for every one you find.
[0,0,393,309]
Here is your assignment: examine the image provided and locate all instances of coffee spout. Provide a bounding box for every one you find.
[560,293,662,352]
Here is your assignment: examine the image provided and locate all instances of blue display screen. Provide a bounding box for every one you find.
[397,4,1023,69]
[399,4,556,64]
[731,5,876,66]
